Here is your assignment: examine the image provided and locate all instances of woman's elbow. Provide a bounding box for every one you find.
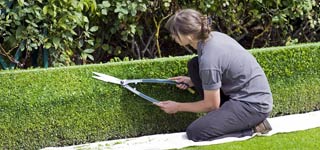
[204,102,219,112]
[208,105,219,111]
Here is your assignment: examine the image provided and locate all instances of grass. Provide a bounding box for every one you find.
[181,127,320,150]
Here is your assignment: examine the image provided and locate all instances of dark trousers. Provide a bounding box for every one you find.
[186,57,269,141]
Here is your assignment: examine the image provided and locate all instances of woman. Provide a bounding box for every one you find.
[154,9,273,142]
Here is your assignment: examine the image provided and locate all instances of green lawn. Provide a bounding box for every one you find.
[181,127,320,150]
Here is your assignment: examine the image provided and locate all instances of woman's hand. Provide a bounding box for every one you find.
[154,101,180,114]
[169,76,194,90]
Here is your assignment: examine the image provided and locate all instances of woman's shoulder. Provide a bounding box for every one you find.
[209,31,244,49]
[205,31,235,47]
[210,31,232,39]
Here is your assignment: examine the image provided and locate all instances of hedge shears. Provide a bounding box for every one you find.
[92,72,194,103]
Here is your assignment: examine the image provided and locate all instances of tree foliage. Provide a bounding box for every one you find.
[0,0,319,69]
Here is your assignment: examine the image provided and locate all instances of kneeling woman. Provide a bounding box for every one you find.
[155,9,273,141]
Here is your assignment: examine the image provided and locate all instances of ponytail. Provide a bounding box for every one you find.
[200,15,212,40]
[165,9,212,41]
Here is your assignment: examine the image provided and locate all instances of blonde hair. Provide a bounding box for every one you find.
[165,9,212,41]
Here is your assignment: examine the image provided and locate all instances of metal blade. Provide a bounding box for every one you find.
[123,85,159,103]
[92,72,122,85]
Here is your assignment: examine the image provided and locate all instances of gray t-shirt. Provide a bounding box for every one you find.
[198,31,273,113]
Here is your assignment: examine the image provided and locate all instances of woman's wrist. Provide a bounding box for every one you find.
[176,102,182,112]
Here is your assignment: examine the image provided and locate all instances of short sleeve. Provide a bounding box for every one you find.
[200,69,222,90]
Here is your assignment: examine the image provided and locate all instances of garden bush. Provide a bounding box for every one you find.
[1,0,319,68]
[0,42,320,149]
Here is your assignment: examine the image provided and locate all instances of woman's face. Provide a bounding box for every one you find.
[171,34,191,46]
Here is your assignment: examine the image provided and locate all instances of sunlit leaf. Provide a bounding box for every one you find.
[44,42,52,49]
[43,6,48,15]
[18,0,24,6]
[101,9,108,15]
[102,1,111,8]
[83,49,95,53]
[87,54,94,61]
[52,37,60,49]
[89,26,99,32]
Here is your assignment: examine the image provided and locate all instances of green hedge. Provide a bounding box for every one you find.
[1,43,320,149]
[252,43,320,115]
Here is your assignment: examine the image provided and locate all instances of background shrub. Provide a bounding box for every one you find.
[0,0,319,69]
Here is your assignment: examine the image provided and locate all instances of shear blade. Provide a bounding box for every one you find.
[92,72,122,85]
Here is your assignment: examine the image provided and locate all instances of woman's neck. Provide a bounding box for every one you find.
[190,40,199,50]
[191,34,213,50]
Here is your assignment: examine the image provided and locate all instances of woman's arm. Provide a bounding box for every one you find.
[155,89,221,114]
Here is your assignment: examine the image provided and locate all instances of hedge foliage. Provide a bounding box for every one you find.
[1,43,320,149]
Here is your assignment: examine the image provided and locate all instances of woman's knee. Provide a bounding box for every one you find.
[186,121,217,142]
[186,123,202,142]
